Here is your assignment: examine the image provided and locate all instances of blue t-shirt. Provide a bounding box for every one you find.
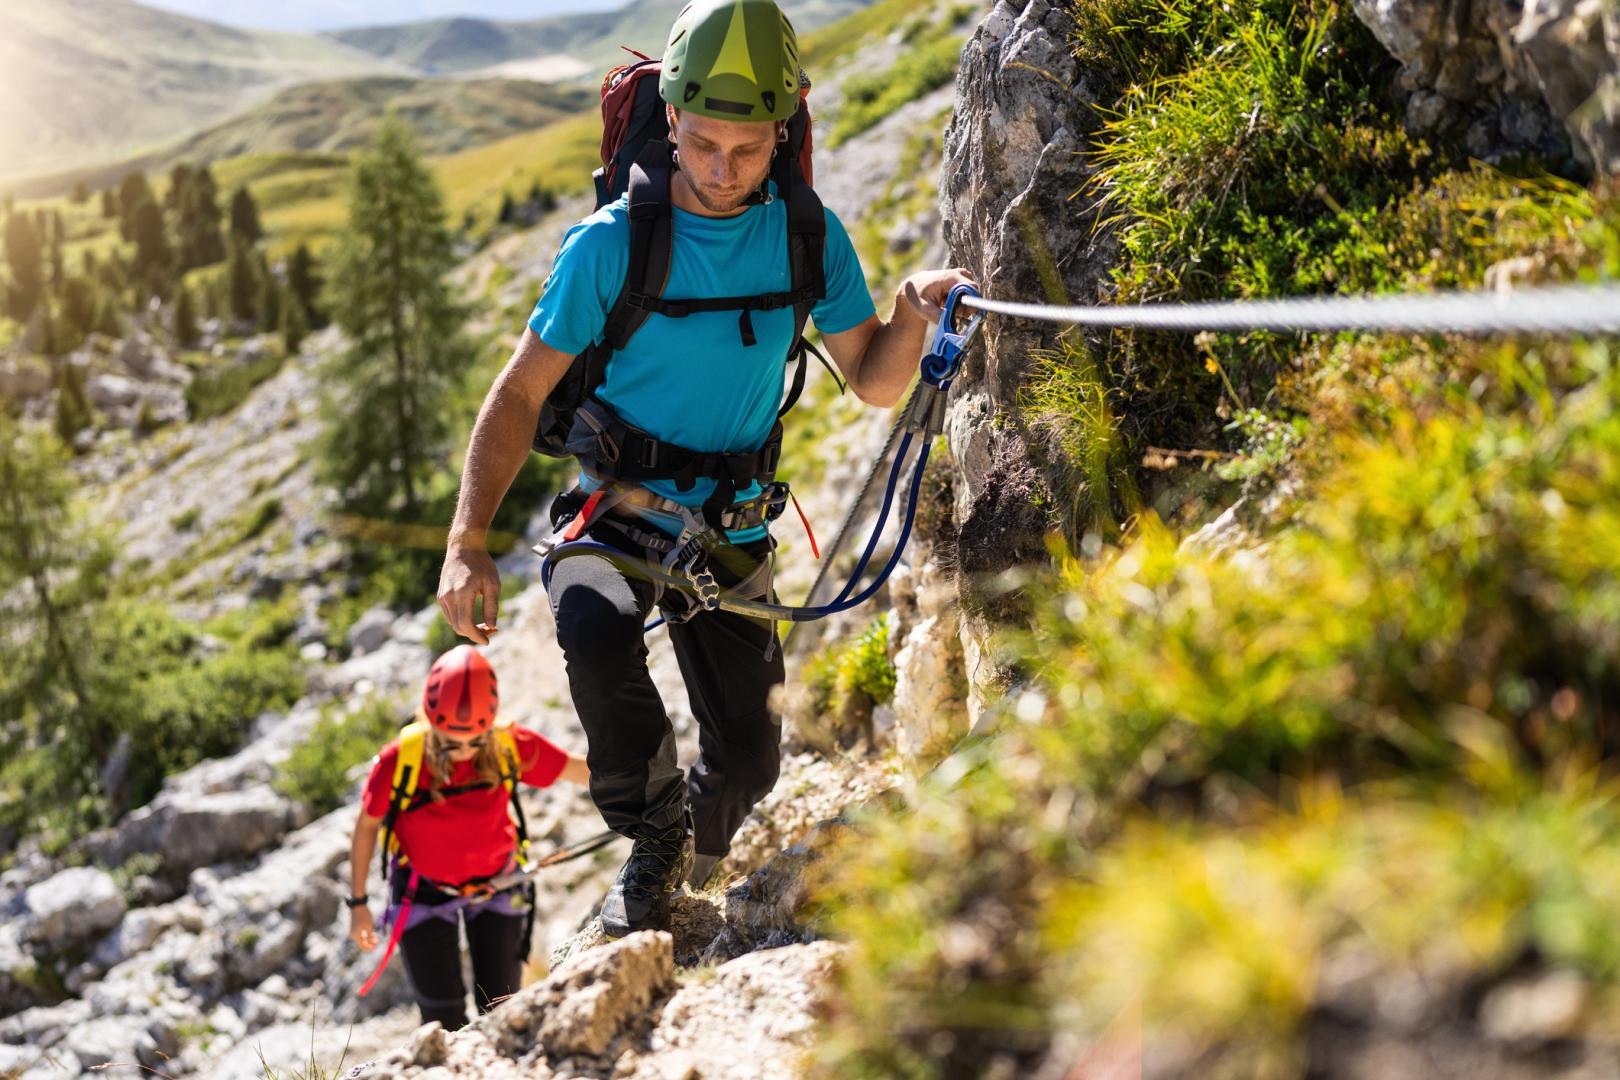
[528,186,875,542]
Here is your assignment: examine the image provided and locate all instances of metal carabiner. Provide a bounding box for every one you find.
[919,283,984,388]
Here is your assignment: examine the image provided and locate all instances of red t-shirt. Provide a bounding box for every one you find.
[362,724,568,885]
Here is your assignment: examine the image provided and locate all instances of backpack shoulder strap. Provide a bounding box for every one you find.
[602,140,674,353]
[493,721,521,792]
[379,720,430,865]
[491,720,532,860]
[777,148,827,418]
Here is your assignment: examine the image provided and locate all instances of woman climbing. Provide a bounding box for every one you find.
[346,644,589,1029]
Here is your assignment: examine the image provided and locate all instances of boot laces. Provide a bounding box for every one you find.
[621,824,688,900]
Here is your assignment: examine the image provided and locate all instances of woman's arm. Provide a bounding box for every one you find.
[558,752,589,787]
[348,807,384,949]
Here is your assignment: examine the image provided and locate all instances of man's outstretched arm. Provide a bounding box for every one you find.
[822,267,976,409]
[439,328,576,645]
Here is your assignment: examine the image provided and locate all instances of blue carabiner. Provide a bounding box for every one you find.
[919,283,984,387]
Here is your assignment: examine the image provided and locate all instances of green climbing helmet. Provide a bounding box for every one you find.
[659,0,803,123]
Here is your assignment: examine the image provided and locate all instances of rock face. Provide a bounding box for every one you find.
[1351,0,1620,172]
[939,0,1113,572]
[889,0,1121,727]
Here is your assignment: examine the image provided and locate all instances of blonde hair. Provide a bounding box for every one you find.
[416,710,516,799]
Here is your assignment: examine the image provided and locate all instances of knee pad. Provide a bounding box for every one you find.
[554,588,645,661]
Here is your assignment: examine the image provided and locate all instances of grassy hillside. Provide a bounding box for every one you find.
[161,77,594,164]
[331,0,877,75]
[235,109,604,255]
[0,0,397,187]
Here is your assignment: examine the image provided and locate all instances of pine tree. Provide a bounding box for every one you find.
[281,285,308,354]
[229,186,264,247]
[3,213,44,321]
[117,172,154,242]
[52,361,93,442]
[129,199,170,285]
[173,284,198,347]
[71,181,90,206]
[59,276,97,346]
[227,238,258,325]
[38,303,61,357]
[287,243,324,328]
[101,188,118,219]
[165,163,195,212]
[176,166,225,271]
[257,257,281,334]
[498,191,517,224]
[49,230,66,292]
[0,411,125,830]
[320,113,473,518]
[94,293,122,337]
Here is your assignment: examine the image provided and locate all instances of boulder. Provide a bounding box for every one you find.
[347,605,397,654]
[101,787,299,879]
[63,1016,141,1071]
[482,930,675,1060]
[86,371,144,412]
[19,866,126,952]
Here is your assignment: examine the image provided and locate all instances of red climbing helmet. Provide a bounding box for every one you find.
[421,645,499,737]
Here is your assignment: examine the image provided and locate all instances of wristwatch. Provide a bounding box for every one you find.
[346,894,369,908]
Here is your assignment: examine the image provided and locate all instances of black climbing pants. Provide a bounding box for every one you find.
[547,522,784,859]
[398,906,526,1031]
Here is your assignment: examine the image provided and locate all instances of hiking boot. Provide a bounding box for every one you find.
[600,814,693,938]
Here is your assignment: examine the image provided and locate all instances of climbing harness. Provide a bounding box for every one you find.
[354,828,619,998]
[538,284,984,624]
[358,720,533,998]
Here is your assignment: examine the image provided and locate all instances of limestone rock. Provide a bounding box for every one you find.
[347,605,397,655]
[486,930,675,1060]
[1352,0,1619,171]
[104,787,299,878]
[19,866,126,952]
[641,941,845,1080]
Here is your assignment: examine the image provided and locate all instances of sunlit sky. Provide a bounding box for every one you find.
[141,0,626,32]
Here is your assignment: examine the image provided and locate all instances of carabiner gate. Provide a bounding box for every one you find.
[920,283,984,388]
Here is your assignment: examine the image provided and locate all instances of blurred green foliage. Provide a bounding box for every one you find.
[275,695,402,815]
[811,0,1620,1073]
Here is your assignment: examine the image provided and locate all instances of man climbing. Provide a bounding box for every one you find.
[438,0,973,938]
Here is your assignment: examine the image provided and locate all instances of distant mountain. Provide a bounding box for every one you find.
[142,1,624,34]
[165,76,595,161]
[329,0,875,75]
[0,0,400,186]
[7,76,596,200]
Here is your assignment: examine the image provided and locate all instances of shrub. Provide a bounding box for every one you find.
[829,32,965,146]
[275,695,403,815]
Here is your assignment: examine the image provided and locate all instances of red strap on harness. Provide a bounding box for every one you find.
[791,493,820,560]
[562,489,607,543]
[358,867,418,997]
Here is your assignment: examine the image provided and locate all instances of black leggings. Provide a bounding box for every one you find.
[548,525,785,857]
[397,908,525,1030]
